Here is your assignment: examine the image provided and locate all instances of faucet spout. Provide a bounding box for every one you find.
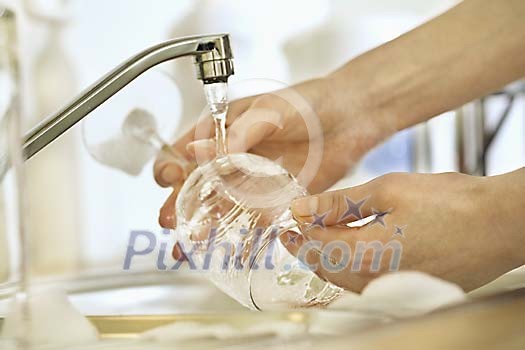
[22,33,234,160]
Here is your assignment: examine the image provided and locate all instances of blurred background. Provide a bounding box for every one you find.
[0,0,523,289]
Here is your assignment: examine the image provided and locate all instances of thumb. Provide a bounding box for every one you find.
[291,181,387,227]
[227,108,282,153]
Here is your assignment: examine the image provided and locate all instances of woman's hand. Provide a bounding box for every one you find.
[285,170,525,293]
[155,77,389,229]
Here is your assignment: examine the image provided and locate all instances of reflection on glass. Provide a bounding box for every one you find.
[176,153,343,310]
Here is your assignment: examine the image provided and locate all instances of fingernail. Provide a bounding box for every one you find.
[186,139,214,155]
[291,195,319,219]
[159,212,175,229]
[172,243,187,261]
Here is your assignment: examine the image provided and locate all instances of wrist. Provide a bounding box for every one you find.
[479,169,525,268]
[322,70,395,145]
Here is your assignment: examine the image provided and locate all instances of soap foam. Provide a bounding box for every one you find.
[1,288,99,346]
[0,273,465,346]
[328,271,466,318]
[141,319,306,342]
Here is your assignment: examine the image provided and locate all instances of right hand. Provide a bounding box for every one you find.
[154,77,389,230]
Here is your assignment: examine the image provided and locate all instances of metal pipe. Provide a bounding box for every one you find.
[22,33,234,159]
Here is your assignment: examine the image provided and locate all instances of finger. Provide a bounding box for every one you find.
[281,229,368,291]
[153,125,200,187]
[303,221,400,274]
[280,231,310,265]
[193,95,254,141]
[153,159,185,188]
[153,94,255,187]
[172,242,187,261]
[158,186,181,229]
[279,230,304,249]
[192,97,254,144]
[153,118,213,187]
[291,179,389,226]
[186,139,217,165]
[225,95,255,127]
[299,222,392,246]
[285,226,389,293]
[154,141,199,186]
[227,108,281,153]
[281,229,344,277]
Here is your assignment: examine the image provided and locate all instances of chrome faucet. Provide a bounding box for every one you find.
[22,33,234,159]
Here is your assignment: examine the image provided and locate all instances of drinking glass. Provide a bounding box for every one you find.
[0,11,30,346]
[175,153,343,310]
[81,69,183,176]
[0,4,26,288]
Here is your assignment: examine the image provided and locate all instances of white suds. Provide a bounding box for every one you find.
[328,271,466,318]
[1,288,99,346]
[141,319,306,342]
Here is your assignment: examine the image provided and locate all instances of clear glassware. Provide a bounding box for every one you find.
[0,5,26,289]
[0,7,17,181]
[81,70,185,176]
[176,153,343,310]
[0,6,31,344]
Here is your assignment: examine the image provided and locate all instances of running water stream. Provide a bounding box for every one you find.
[203,82,229,156]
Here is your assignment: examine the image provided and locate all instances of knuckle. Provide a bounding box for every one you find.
[251,94,273,108]
[380,172,404,184]
[317,192,332,215]
[334,192,347,222]
[227,125,240,140]
[372,173,404,203]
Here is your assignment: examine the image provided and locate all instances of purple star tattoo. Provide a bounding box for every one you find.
[371,208,390,227]
[310,210,330,229]
[339,196,367,222]
[393,225,407,237]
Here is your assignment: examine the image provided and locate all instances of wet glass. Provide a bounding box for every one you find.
[176,153,343,310]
